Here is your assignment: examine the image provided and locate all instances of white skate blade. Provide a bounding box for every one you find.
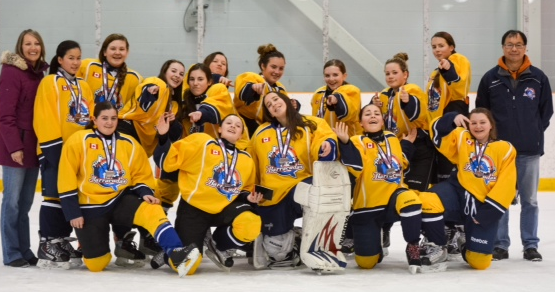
[37,259,70,270]
[419,262,448,273]
[114,257,146,268]
[177,248,201,277]
[408,265,420,274]
[69,257,83,268]
[204,249,231,273]
[447,254,464,262]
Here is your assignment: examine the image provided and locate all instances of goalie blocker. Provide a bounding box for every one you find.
[293,161,351,272]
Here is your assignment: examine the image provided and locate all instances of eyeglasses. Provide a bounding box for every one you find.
[503,43,526,50]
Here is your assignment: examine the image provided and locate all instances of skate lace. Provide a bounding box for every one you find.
[463,191,477,217]
[49,238,68,257]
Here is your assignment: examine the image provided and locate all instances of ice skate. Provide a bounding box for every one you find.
[170,244,201,277]
[37,236,70,270]
[59,237,83,267]
[114,231,146,268]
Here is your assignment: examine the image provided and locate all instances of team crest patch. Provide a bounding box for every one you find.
[89,155,128,191]
[93,72,101,78]
[266,146,304,178]
[372,156,402,184]
[206,162,242,201]
[523,87,536,100]
[465,153,497,184]
[66,100,91,126]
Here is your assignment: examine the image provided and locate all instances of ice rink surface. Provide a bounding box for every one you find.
[1,192,555,292]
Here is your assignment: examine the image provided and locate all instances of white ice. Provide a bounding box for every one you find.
[1,192,555,292]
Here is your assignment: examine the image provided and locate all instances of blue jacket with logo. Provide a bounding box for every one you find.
[475,64,553,156]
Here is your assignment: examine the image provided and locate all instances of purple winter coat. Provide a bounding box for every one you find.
[0,51,48,168]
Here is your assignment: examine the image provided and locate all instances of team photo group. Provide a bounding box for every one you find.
[0,26,552,277]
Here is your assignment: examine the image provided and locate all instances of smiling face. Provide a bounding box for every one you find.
[261,57,285,85]
[58,48,82,75]
[360,104,384,133]
[22,34,41,66]
[264,92,287,121]
[469,113,492,144]
[188,68,211,96]
[218,115,244,143]
[103,40,128,68]
[164,62,185,89]
[503,34,526,65]
[93,108,118,136]
[431,37,454,61]
[324,65,347,91]
[209,54,228,76]
[384,62,407,90]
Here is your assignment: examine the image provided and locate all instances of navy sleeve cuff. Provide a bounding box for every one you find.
[60,191,82,221]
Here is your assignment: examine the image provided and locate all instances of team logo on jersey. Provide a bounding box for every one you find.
[305,216,347,269]
[205,162,242,201]
[465,152,497,184]
[93,72,101,78]
[266,146,304,178]
[89,155,128,191]
[94,89,123,110]
[523,87,536,100]
[372,156,402,184]
[66,100,91,126]
[428,83,441,112]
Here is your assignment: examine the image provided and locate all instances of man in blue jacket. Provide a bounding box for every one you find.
[475,30,553,262]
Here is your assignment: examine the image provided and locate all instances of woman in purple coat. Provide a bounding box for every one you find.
[0,29,48,268]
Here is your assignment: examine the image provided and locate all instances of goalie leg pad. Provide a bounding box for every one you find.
[262,230,295,262]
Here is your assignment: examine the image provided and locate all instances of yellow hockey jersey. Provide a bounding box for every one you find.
[311,84,363,136]
[58,129,155,220]
[119,76,171,157]
[429,113,517,209]
[343,132,410,211]
[233,72,287,123]
[375,83,429,138]
[34,73,95,158]
[249,115,338,207]
[160,133,255,214]
[77,58,142,110]
[426,53,472,121]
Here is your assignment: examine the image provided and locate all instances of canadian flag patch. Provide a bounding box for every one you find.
[466,139,473,146]
[90,143,98,150]
[93,72,101,78]
[262,137,271,143]
[366,143,374,149]
[211,149,220,155]
[62,85,69,91]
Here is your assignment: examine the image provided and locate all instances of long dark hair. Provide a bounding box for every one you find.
[262,91,316,140]
[158,59,185,119]
[85,101,118,129]
[49,40,80,74]
[99,33,129,93]
[182,63,212,117]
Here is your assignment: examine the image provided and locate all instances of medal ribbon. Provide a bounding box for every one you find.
[102,62,120,105]
[474,140,489,175]
[58,71,83,114]
[317,92,328,118]
[276,126,291,161]
[95,130,117,171]
[372,136,394,171]
[217,139,238,185]
[386,90,395,131]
